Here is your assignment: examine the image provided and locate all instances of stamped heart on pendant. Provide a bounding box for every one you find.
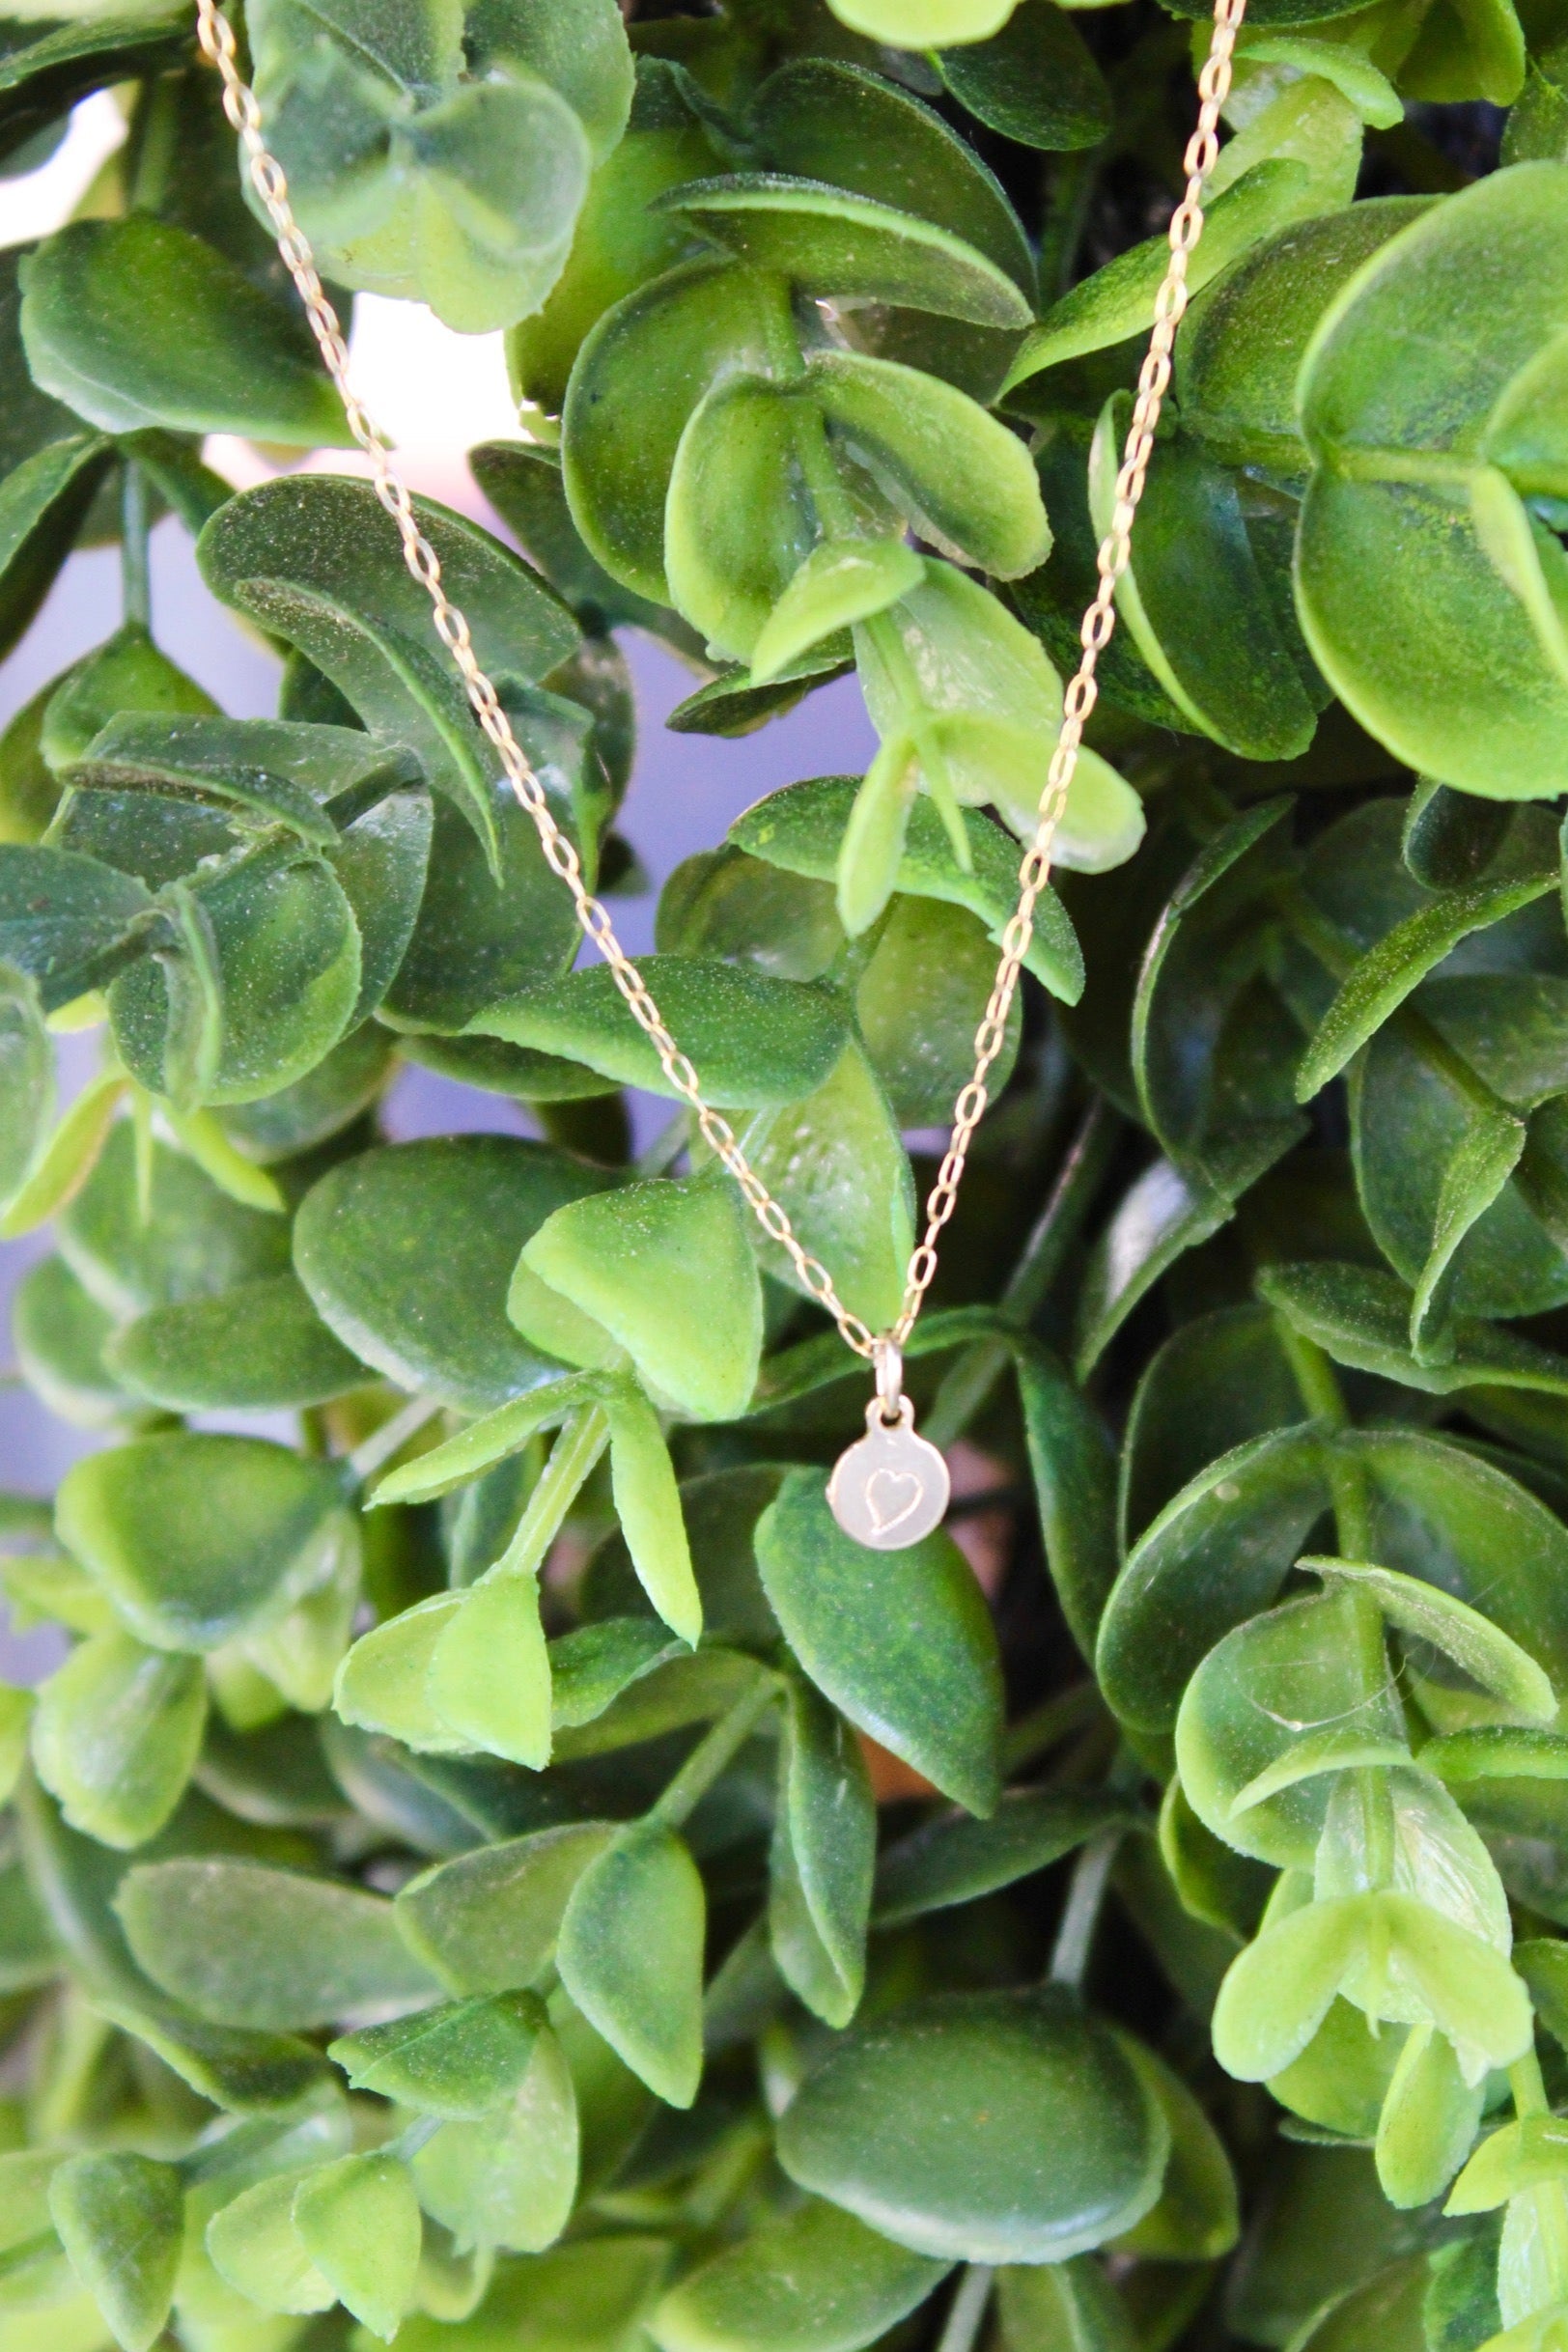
[865,1466,922,1536]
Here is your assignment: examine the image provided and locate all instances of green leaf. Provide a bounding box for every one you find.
[294,1135,613,1412]
[0,961,48,1207]
[396,1823,618,1996]
[396,2234,668,2350]
[650,2199,950,2352]
[777,1986,1170,2263]
[381,770,582,1033]
[1175,1587,1407,1868]
[854,895,1023,1124]
[20,218,349,445]
[11,1251,133,1430]
[563,262,785,608]
[333,1593,472,1758]
[853,562,1144,870]
[199,477,578,865]
[93,1997,333,2117]
[732,775,1081,1002]
[427,1569,553,1770]
[116,1858,439,2029]
[602,1386,703,1646]
[995,2262,1136,2352]
[0,433,114,665]
[32,1632,205,1850]
[828,0,1019,37]
[105,1272,368,1413]
[664,375,831,664]
[56,1432,351,1653]
[206,2168,336,2317]
[329,1990,545,2118]
[770,1674,875,2029]
[751,539,924,686]
[1297,166,1568,798]
[1178,200,1435,487]
[248,0,630,332]
[1003,163,1318,389]
[1302,1555,1557,1722]
[729,1039,913,1330]
[749,56,1035,300]
[1259,1258,1568,1396]
[1374,2026,1483,2210]
[656,178,1034,328]
[48,2153,182,2352]
[408,2018,579,2253]
[1297,869,1556,1101]
[470,957,852,1108]
[1447,2114,1568,2213]
[808,349,1050,580]
[1015,1337,1120,1662]
[756,1470,1003,1817]
[1088,400,1322,762]
[0,844,154,1013]
[293,2152,421,2342]
[1115,2039,1240,2259]
[938,1,1111,150]
[876,1788,1129,1927]
[1096,1427,1332,1733]
[550,1619,686,1729]
[519,1178,762,1423]
[557,1824,706,2107]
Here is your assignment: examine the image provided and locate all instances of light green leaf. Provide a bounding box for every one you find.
[293,2153,421,2343]
[427,1569,553,1770]
[1302,1555,1557,1723]
[410,2020,579,2253]
[751,540,924,686]
[32,1631,205,1850]
[770,1673,875,2029]
[48,2154,182,2352]
[329,1991,546,2118]
[602,1386,702,1646]
[395,1823,618,1996]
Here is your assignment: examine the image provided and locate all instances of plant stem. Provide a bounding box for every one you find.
[120,460,151,631]
[1049,1824,1122,1989]
[491,1403,609,1584]
[925,1098,1120,1450]
[649,1674,781,1830]
[936,2265,995,2352]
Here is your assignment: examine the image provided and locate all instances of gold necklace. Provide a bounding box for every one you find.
[194,0,1246,1551]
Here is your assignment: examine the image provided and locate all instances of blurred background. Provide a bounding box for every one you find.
[0,91,880,1517]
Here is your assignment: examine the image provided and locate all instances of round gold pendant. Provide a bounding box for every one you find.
[827,1402,950,1552]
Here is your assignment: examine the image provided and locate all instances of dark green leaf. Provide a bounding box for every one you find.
[105,1273,369,1412]
[938,2,1111,150]
[770,1673,875,2028]
[471,957,852,1106]
[0,843,154,1011]
[756,1470,1003,1817]
[20,217,349,444]
[875,1788,1132,1926]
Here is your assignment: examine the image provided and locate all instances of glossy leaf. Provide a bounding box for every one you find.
[777,1987,1170,2263]
[756,1470,1003,1817]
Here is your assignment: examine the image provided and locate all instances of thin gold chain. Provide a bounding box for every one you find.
[193,0,1245,1369]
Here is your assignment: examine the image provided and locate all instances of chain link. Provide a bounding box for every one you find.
[194,0,1244,1368]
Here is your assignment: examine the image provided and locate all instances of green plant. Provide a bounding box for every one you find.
[5,2,1568,2349]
